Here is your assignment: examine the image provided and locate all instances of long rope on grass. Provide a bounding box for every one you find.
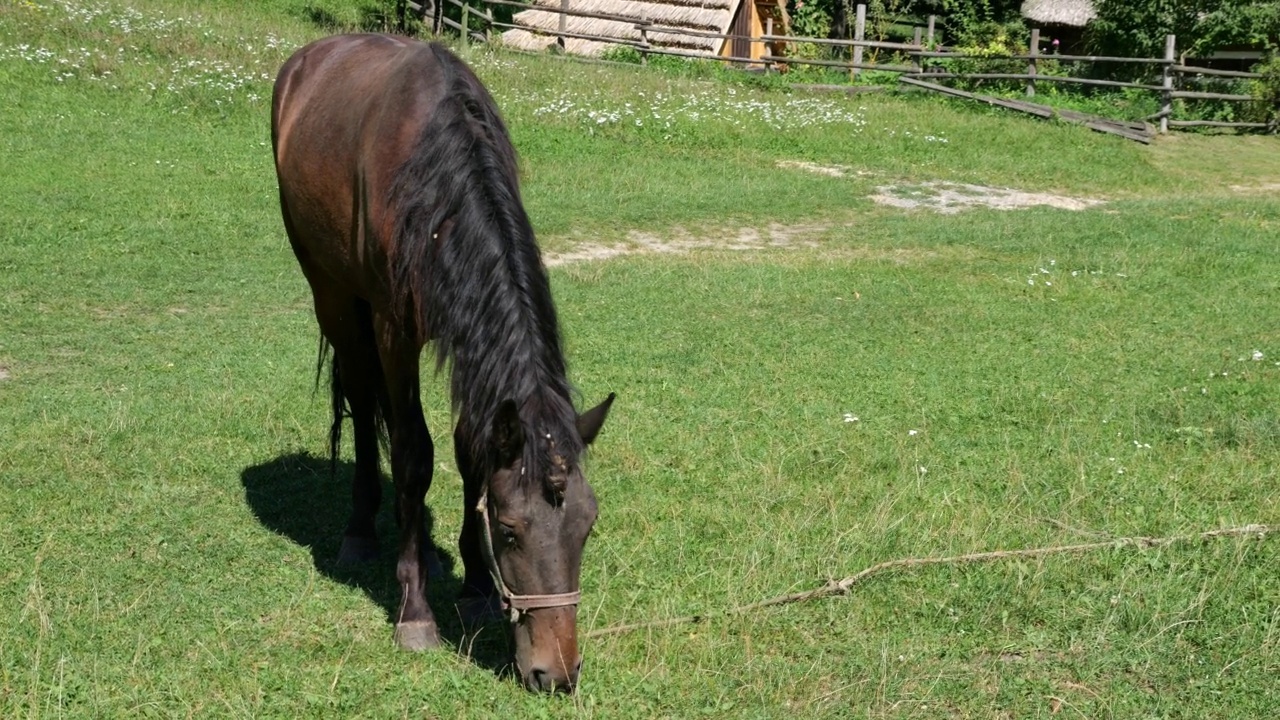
[584,523,1270,639]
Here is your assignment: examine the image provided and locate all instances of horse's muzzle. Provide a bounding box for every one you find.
[523,656,582,693]
[514,605,581,693]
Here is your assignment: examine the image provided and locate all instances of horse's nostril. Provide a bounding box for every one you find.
[529,668,551,692]
[527,667,575,694]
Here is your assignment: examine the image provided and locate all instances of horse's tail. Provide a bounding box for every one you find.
[313,336,347,479]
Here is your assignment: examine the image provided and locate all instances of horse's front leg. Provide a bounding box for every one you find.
[379,328,442,651]
[454,423,501,624]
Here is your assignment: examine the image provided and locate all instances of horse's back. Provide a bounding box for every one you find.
[272,34,447,301]
[272,34,424,160]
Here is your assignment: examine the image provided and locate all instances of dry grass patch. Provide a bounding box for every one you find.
[870,182,1104,214]
[543,222,834,266]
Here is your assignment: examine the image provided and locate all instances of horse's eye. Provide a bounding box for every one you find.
[498,523,517,545]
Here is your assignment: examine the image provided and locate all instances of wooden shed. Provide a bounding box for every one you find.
[1020,0,1096,54]
[501,0,786,62]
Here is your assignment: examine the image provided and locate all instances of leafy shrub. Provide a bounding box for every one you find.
[1190,2,1280,55]
[913,0,1023,48]
[600,45,643,64]
[1245,55,1280,129]
[1089,1,1280,60]
[935,19,1027,92]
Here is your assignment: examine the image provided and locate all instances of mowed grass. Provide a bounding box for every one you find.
[2,0,1279,717]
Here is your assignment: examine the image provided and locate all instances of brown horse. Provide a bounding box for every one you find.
[271,34,614,693]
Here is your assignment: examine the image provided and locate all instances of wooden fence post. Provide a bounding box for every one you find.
[926,15,935,47]
[851,3,866,79]
[461,4,469,48]
[1026,28,1039,97]
[765,16,774,72]
[1161,34,1176,133]
[638,20,650,65]
[558,0,568,49]
[912,26,922,73]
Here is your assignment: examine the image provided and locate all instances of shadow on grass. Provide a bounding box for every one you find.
[240,452,512,678]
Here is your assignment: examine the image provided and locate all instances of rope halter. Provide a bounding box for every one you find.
[476,488,581,623]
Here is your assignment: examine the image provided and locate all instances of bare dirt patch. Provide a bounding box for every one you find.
[0,365,10,382]
[870,182,1104,214]
[543,223,829,267]
[774,160,1104,213]
[1228,182,1280,194]
[775,160,875,178]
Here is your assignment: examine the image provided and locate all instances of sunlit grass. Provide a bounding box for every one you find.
[2,0,1279,716]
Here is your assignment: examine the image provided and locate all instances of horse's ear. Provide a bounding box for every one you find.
[492,399,524,466]
[577,392,616,446]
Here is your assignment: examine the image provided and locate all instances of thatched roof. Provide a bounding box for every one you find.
[1020,0,1096,28]
[501,0,737,57]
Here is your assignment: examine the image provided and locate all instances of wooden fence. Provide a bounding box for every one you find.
[412,0,1271,141]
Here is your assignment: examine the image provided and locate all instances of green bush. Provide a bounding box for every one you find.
[600,44,643,64]
[933,18,1027,93]
[1088,1,1280,60]
[1246,55,1280,130]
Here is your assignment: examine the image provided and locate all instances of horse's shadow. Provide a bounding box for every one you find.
[240,452,512,676]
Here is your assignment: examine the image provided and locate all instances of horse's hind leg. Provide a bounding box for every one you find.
[373,314,441,651]
[313,290,386,565]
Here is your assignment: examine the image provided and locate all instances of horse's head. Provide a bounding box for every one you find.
[479,392,615,693]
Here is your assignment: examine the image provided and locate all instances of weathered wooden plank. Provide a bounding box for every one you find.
[1084,120,1152,143]
[1168,120,1270,129]
[791,83,886,95]
[760,55,913,73]
[1171,90,1255,101]
[759,33,918,51]
[898,76,1054,117]
[898,76,1153,142]
[1173,64,1262,79]
[1053,107,1147,132]
[911,50,1165,63]
[906,72,1163,91]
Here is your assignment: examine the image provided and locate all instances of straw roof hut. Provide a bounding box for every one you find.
[501,0,785,61]
[1020,0,1095,53]
[1020,0,1096,28]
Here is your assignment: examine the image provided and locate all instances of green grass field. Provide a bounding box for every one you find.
[2,0,1278,717]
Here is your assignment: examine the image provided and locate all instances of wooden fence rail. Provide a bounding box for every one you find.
[437,0,1269,138]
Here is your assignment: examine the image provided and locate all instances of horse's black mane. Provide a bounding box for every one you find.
[388,43,582,484]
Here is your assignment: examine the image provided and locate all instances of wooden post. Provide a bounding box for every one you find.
[460,3,469,47]
[912,26,922,73]
[1026,28,1039,97]
[926,15,935,48]
[851,3,866,79]
[638,20,650,65]
[484,7,492,42]
[1161,33,1176,133]
[765,16,774,72]
[558,0,568,50]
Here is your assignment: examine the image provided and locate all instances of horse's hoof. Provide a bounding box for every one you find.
[394,620,441,651]
[457,594,503,624]
[337,535,379,565]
